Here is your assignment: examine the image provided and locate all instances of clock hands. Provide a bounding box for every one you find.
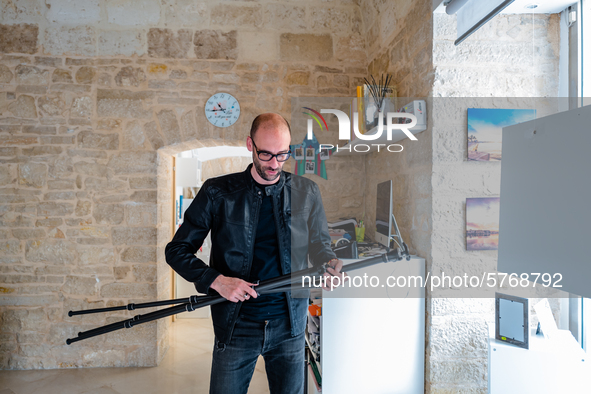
[205,103,228,112]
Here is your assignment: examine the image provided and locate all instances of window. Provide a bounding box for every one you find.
[583,298,590,352]
[582,0,591,100]
[578,0,590,352]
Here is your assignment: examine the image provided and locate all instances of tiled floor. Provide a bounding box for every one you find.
[0,319,270,394]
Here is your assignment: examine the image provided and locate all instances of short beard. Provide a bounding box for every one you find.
[253,157,280,182]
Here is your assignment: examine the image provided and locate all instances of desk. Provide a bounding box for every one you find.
[315,256,425,394]
[488,326,591,393]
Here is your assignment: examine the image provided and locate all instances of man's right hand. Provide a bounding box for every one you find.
[210,275,258,303]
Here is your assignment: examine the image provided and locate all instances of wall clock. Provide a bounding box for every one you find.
[204,92,240,128]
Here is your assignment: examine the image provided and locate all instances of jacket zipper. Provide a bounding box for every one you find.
[246,189,263,279]
[271,188,295,329]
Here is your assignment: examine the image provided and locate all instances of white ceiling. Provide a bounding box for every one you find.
[178,146,251,161]
[434,0,576,14]
[502,0,576,14]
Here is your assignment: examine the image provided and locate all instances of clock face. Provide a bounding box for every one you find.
[204,93,240,128]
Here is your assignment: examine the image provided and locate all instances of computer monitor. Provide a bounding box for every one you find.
[375,180,393,248]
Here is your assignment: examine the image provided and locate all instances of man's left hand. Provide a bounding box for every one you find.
[322,259,347,291]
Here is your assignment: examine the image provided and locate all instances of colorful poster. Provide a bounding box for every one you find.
[468,108,536,161]
[290,131,331,180]
[466,197,500,251]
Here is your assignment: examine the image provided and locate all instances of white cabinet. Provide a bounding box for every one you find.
[488,327,591,393]
[317,256,425,394]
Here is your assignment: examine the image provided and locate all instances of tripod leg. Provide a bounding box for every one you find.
[67,250,406,344]
[67,295,226,344]
[67,302,190,345]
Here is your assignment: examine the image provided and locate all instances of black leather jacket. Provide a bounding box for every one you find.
[165,164,335,345]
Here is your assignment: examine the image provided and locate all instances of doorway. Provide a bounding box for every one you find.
[172,146,252,319]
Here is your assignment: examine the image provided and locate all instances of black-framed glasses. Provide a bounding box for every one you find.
[251,138,291,162]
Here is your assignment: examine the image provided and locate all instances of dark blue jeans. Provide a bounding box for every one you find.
[209,315,305,394]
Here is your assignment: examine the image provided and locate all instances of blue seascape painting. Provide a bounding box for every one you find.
[467,108,536,161]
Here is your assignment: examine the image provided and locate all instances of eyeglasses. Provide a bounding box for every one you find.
[251,138,291,162]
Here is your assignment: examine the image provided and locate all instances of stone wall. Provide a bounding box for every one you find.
[358,2,561,392]
[427,13,561,393]
[0,0,564,386]
[287,96,367,223]
[356,0,437,389]
[358,0,434,258]
[0,0,368,369]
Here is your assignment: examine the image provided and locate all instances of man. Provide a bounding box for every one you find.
[165,113,343,394]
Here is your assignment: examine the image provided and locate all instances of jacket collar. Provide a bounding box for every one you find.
[244,163,286,196]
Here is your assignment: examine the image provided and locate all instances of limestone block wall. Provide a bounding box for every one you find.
[360,3,437,390]
[359,0,434,274]
[359,3,436,390]
[155,151,173,364]
[433,13,560,97]
[0,0,369,370]
[357,2,561,392]
[427,13,561,393]
[287,96,367,223]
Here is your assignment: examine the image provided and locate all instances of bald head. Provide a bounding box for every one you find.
[249,113,291,139]
[247,113,292,185]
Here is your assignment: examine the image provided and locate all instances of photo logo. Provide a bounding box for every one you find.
[304,107,419,153]
[302,107,329,133]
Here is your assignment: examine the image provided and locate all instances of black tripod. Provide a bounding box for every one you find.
[66,246,410,345]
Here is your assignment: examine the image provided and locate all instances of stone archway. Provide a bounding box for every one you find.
[154,136,249,364]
